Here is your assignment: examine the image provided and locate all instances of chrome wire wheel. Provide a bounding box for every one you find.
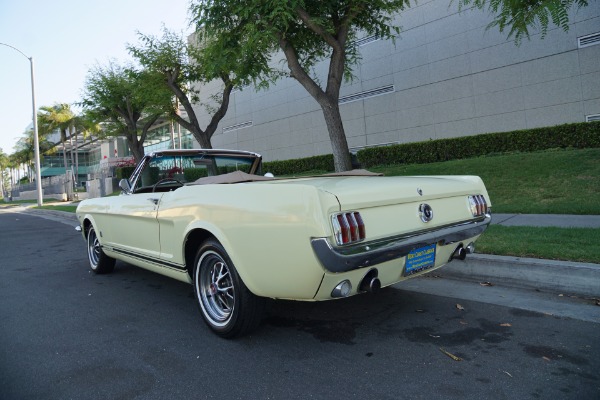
[196,250,235,327]
[85,225,115,274]
[193,240,265,338]
[87,227,101,270]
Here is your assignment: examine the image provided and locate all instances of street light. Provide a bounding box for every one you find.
[0,42,43,206]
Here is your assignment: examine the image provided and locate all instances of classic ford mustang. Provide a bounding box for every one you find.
[76,149,491,338]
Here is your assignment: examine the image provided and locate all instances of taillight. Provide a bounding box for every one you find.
[332,212,366,245]
[468,195,488,217]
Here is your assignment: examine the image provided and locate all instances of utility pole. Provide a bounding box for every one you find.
[1,43,43,206]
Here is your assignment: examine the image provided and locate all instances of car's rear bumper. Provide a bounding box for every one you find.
[311,214,491,273]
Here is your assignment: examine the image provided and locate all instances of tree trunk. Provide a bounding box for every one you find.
[74,131,79,186]
[168,75,233,150]
[128,128,145,164]
[61,128,69,195]
[320,99,353,172]
[278,31,353,172]
[61,129,69,173]
[129,141,145,163]
[69,126,75,184]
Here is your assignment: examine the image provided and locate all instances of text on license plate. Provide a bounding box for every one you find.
[405,243,436,276]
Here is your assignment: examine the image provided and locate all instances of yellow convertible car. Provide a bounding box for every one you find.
[76,149,491,338]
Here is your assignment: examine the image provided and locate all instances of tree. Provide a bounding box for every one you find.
[191,0,592,171]
[80,62,173,162]
[12,129,53,183]
[0,148,9,198]
[460,0,590,43]
[71,112,103,183]
[128,27,266,149]
[8,153,22,189]
[38,103,76,175]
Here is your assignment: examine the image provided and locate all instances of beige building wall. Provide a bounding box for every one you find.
[190,0,600,162]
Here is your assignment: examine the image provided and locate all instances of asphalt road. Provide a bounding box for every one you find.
[1,210,599,400]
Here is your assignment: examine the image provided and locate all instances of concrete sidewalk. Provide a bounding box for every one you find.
[439,213,600,297]
[492,213,600,229]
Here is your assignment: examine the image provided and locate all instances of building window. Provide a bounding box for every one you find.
[339,85,395,105]
[578,32,600,48]
[586,114,600,122]
[354,34,380,47]
[222,121,253,134]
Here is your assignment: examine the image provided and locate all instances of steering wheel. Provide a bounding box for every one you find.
[152,178,184,193]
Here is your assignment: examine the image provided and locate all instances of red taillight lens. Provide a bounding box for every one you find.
[333,212,366,245]
[468,195,488,217]
[354,212,366,239]
[336,214,350,244]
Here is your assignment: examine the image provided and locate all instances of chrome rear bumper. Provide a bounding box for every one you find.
[311,215,491,273]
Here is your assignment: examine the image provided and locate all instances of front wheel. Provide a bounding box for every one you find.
[193,240,265,338]
[86,226,115,274]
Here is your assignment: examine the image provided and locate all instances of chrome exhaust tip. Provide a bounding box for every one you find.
[359,269,380,293]
[367,277,381,293]
[450,245,467,261]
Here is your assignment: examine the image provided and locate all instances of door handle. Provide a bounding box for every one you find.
[148,198,159,205]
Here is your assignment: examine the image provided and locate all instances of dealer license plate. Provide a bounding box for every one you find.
[405,243,436,276]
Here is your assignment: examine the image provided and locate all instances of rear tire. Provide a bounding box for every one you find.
[86,226,115,274]
[193,240,265,338]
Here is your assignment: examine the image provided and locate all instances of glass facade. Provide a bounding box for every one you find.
[143,123,194,153]
[36,122,196,181]
[42,151,99,168]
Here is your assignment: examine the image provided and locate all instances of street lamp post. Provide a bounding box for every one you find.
[1,43,43,207]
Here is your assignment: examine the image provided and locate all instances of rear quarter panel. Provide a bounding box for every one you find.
[157,183,340,299]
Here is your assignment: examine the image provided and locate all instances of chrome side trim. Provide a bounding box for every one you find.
[311,215,492,273]
[104,245,187,272]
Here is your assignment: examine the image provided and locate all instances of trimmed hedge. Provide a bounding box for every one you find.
[356,121,600,168]
[116,166,160,185]
[184,168,209,181]
[111,122,598,177]
[262,154,335,175]
[116,166,136,179]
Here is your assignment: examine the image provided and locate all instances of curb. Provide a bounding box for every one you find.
[437,254,600,298]
[21,207,79,224]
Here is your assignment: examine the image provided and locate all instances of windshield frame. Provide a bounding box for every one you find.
[123,149,262,194]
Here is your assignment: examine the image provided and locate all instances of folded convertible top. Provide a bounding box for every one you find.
[191,169,382,185]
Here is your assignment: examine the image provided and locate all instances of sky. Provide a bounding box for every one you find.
[0,0,193,154]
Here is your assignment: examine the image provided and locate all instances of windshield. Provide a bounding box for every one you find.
[132,153,257,193]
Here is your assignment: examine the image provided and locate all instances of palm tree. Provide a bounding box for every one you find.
[71,112,102,184]
[12,129,54,183]
[38,103,77,197]
[8,153,20,193]
[38,103,76,175]
[0,148,9,198]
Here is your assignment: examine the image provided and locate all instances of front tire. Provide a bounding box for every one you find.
[193,240,264,338]
[86,226,115,274]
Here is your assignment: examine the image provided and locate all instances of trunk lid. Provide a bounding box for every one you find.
[272,175,485,209]
[269,175,489,240]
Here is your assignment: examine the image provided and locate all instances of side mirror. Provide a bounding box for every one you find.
[119,179,132,193]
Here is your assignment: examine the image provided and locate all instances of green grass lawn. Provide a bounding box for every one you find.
[290,148,600,263]
[370,148,600,215]
[34,205,78,213]
[476,225,600,264]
